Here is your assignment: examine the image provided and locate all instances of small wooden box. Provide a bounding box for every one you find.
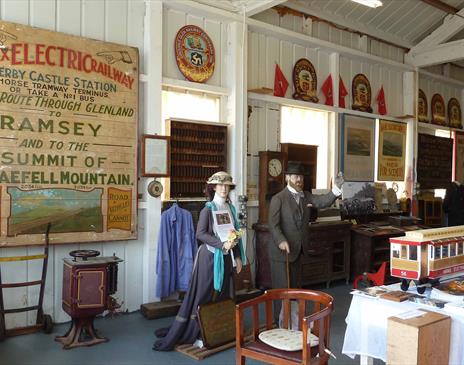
[387,310,450,365]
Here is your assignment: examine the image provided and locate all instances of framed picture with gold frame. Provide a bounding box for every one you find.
[141,135,171,177]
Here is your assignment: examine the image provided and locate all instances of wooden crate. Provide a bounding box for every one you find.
[387,310,450,365]
[140,300,181,320]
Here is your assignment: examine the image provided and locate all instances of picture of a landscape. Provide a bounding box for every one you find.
[382,132,403,157]
[7,188,104,236]
[347,127,371,156]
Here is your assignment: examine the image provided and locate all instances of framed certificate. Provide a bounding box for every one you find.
[141,134,170,177]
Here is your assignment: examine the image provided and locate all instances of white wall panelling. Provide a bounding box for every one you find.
[0,0,146,327]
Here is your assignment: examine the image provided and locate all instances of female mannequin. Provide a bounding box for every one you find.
[153,171,245,351]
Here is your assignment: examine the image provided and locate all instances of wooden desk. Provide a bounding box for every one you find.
[253,221,352,289]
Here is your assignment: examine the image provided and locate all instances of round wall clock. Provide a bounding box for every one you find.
[268,158,283,177]
[148,179,163,198]
[174,25,215,83]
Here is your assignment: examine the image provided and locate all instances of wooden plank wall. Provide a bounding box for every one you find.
[163,7,227,87]
[0,0,145,326]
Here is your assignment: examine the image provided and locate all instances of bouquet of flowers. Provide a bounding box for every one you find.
[227,228,244,243]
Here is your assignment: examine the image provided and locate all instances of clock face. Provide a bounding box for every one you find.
[268,158,282,177]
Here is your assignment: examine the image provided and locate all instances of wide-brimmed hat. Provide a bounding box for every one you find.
[206,171,235,186]
[285,161,307,175]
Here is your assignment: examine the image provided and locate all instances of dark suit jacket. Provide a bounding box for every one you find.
[268,187,337,263]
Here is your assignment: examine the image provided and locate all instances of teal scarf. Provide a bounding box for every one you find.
[205,201,246,292]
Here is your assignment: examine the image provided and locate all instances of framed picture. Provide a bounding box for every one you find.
[141,134,171,177]
[340,114,376,182]
[377,120,407,181]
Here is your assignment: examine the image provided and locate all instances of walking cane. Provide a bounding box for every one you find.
[286,252,290,289]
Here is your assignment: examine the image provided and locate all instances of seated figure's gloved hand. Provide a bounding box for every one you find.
[334,172,345,189]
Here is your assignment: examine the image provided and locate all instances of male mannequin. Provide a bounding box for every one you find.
[268,161,343,320]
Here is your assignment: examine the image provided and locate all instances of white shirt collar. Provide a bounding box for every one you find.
[213,193,227,209]
[287,185,299,194]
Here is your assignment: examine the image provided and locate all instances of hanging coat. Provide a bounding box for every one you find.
[155,204,197,298]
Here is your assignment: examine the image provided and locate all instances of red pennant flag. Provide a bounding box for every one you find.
[377,86,387,115]
[339,76,348,108]
[321,74,333,106]
[273,63,288,97]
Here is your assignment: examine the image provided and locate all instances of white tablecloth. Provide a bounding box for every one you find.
[342,286,464,364]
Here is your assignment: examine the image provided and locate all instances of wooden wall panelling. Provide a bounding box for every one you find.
[30,0,56,29]
[82,0,105,39]
[248,32,258,90]
[2,0,29,23]
[0,0,145,325]
[280,40,293,99]
[266,104,280,151]
[105,0,128,44]
[266,36,280,88]
[1,247,27,329]
[127,0,145,73]
[57,0,81,35]
[258,33,267,89]
[163,9,186,80]
[204,19,222,86]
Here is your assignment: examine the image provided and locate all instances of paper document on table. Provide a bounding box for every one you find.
[394,309,427,320]
[212,210,235,242]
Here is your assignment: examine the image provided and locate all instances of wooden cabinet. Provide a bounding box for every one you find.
[166,119,227,199]
[253,221,351,289]
[281,143,317,190]
[350,224,424,282]
[258,151,286,223]
[417,197,443,227]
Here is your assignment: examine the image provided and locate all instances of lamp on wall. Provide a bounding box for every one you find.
[351,0,383,8]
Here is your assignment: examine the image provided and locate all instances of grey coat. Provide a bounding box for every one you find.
[268,187,337,263]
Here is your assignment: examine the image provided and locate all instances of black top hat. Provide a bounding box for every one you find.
[284,161,307,175]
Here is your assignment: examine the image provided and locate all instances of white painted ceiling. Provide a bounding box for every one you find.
[194,0,464,67]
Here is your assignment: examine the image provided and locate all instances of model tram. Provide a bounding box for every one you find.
[389,225,464,293]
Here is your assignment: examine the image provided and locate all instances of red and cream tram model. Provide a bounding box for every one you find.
[390,225,464,293]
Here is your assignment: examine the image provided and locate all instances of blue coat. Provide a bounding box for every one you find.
[155,204,197,298]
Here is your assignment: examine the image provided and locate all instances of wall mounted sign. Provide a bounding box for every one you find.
[448,98,462,129]
[418,89,428,123]
[351,74,372,113]
[0,20,138,246]
[377,120,406,181]
[431,93,446,126]
[340,114,375,182]
[174,25,215,83]
[455,132,464,184]
[292,58,318,103]
[417,134,452,189]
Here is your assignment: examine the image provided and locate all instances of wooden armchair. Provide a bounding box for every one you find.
[235,289,334,365]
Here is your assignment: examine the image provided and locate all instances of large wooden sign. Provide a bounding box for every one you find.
[417,134,452,189]
[0,21,138,246]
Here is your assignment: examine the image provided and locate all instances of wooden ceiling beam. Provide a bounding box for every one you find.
[421,0,459,14]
